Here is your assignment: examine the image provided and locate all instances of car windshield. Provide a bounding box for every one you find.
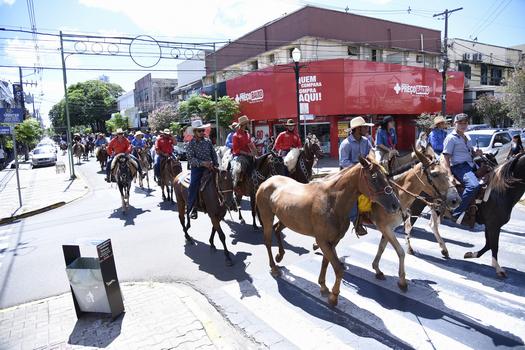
[468,134,492,147]
[510,130,521,137]
[33,148,53,155]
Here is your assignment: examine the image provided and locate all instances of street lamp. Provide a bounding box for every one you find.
[292,47,303,138]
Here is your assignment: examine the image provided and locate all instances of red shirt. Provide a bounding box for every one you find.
[107,136,131,156]
[155,136,174,155]
[232,129,252,156]
[273,130,302,151]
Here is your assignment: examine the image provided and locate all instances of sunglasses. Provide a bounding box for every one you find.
[196,130,205,133]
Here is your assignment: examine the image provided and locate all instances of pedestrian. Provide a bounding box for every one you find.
[428,115,448,155]
[507,134,524,159]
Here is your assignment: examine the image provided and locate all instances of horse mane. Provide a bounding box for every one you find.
[284,148,301,172]
[491,152,525,193]
[389,160,418,177]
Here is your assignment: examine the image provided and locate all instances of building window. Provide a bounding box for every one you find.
[480,64,488,85]
[269,54,275,63]
[458,63,471,80]
[250,60,258,71]
[490,67,502,86]
[347,45,359,56]
[371,49,378,62]
[288,48,294,59]
[385,52,404,65]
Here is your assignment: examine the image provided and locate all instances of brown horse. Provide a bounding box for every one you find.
[234,152,286,229]
[174,169,237,266]
[286,135,324,184]
[160,156,182,202]
[73,142,84,165]
[368,148,461,287]
[112,154,138,213]
[96,145,108,171]
[135,148,151,189]
[256,156,401,306]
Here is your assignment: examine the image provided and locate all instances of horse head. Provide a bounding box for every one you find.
[414,148,460,210]
[305,135,324,160]
[217,169,237,211]
[116,156,132,183]
[358,156,400,214]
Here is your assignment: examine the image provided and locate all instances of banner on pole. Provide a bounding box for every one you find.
[0,108,24,123]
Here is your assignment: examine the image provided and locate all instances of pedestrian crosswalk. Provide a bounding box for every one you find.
[214,215,525,349]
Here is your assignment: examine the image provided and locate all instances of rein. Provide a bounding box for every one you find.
[389,180,439,209]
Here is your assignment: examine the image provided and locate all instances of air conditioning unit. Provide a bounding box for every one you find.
[462,53,471,61]
[416,54,423,63]
[473,53,483,62]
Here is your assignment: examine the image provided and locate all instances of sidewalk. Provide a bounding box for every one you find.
[0,152,89,223]
[0,282,256,350]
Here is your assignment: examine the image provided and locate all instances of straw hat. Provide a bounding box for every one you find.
[285,119,296,126]
[229,122,239,129]
[237,115,251,126]
[115,128,124,134]
[346,116,374,132]
[134,131,144,137]
[162,128,172,135]
[432,115,446,127]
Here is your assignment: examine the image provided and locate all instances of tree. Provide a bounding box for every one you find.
[148,105,177,131]
[416,112,441,134]
[505,66,525,127]
[14,118,44,159]
[474,94,510,128]
[48,80,124,132]
[105,113,128,132]
[177,95,239,128]
[215,96,240,128]
[169,121,182,136]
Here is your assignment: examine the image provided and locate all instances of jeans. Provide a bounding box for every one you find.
[187,167,205,213]
[349,201,358,222]
[451,162,480,217]
[106,155,142,180]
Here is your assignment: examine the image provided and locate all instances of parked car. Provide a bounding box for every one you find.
[36,138,57,152]
[465,129,512,164]
[30,146,58,167]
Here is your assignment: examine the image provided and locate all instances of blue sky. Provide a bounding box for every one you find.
[0,0,524,126]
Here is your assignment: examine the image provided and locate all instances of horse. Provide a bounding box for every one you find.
[82,142,90,161]
[174,169,237,266]
[112,154,138,213]
[464,152,525,277]
[86,140,95,158]
[284,135,324,184]
[72,142,84,165]
[234,152,286,229]
[135,148,151,189]
[256,156,401,306]
[159,155,182,202]
[96,145,108,171]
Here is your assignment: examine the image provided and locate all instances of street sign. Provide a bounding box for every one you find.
[0,108,24,123]
[0,126,11,135]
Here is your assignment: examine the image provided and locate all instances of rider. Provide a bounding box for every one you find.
[231,115,257,189]
[154,129,176,184]
[72,133,82,144]
[339,116,374,236]
[225,122,238,149]
[94,133,108,157]
[429,115,448,156]
[186,119,218,219]
[375,116,398,172]
[273,119,302,157]
[442,113,482,223]
[132,131,147,175]
[105,128,141,182]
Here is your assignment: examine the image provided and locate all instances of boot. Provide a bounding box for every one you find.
[353,215,368,236]
[190,207,198,220]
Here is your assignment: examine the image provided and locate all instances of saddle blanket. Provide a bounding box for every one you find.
[179,171,191,189]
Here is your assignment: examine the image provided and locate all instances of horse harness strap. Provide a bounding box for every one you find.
[389,180,440,209]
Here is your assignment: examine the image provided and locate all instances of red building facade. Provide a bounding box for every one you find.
[226,58,464,158]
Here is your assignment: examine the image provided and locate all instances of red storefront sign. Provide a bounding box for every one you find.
[226,58,464,120]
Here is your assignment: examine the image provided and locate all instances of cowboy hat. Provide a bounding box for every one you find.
[191,119,210,130]
[346,116,374,132]
[134,131,144,137]
[73,133,80,136]
[285,119,296,126]
[432,115,446,127]
[237,115,251,126]
[229,121,239,129]
[115,128,124,134]
[162,128,172,135]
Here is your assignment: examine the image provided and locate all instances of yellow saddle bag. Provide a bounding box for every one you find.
[358,194,372,213]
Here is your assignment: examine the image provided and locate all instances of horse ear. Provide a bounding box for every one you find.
[359,156,371,168]
[425,144,436,159]
[414,146,431,166]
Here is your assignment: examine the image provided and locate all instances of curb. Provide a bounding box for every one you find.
[0,202,66,225]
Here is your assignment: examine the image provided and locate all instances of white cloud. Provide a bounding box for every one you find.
[1,0,16,6]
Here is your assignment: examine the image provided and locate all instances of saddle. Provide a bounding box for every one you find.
[111,153,138,172]
[178,171,214,213]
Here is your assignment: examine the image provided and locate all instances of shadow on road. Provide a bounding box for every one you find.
[275,267,415,349]
[226,220,310,257]
[158,200,176,211]
[68,313,124,347]
[401,226,475,248]
[344,264,524,348]
[108,206,151,226]
[184,238,259,299]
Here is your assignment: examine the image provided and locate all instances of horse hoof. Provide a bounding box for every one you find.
[375,272,386,280]
[185,235,194,244]
[270,267,281,277]
[312,243,319,251]
[275,253,284,263]
[464,252,475,259]
[497,270,507,279]
[407,247,415,255]
[240,219,245,225]
[441,250,450,259]
[397,281,408,292]
[328,293,338,307]
[319,286,329,296]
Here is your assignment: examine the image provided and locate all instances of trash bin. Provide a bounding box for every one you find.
[66,257,111,314]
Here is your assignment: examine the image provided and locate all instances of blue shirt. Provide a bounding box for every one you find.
[376,128,397,149]
[443,130,475,167]
[429,128,447,154]
[94,138,107,147]
[225,132,234,149]
[339,134,372,168]
[131,138,146,148]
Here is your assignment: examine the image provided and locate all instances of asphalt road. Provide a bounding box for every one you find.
[0,155,524,349]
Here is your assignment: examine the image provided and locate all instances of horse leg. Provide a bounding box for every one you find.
[274,222,286,263]
[489,228,506,278]
[261,212,279,276]
[211,217,233,266]
[209,227,217,252]
[383,227,408,291]
[170,183,174,203]
[236,194,245,225]
[250,194,258,230]
[464,227,491,260]
[372,235,389,280]
[429,211,449,258]
[317,254,330,296]
[161,184,166,201]
[315,240,344,307]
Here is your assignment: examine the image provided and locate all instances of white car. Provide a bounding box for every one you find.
[465,129,512,165]
[30,146,58,167]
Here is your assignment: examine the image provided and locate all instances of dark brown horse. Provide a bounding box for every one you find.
[174,169,237,266]
[256,156,401,306]
[96,145,108,171]
[112,154,137,213]
[135,148,151,189]
[72,142,84,165]
[160,156,182,202]
[286,135,324,184]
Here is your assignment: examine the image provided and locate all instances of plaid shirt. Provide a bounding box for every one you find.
[186,137,218,169]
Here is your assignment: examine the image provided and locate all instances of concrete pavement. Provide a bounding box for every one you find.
[0,282,256,350]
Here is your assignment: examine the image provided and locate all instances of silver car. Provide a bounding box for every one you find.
[30,146,58,167]
[465,129,512,164]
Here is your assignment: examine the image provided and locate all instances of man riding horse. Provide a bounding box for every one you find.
[186,119,218,219]
[94,133,108,157]
[375,116,399,173]
[105,128,142,182]
[231,115,257,190]
[154,129,176,184]
[273,119,302,157]
[338,116,375,236]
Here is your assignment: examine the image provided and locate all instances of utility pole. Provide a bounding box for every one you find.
[433,7,463,117]
[60,30,75,179]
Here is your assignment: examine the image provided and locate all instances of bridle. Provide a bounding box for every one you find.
[360,166,394,198]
